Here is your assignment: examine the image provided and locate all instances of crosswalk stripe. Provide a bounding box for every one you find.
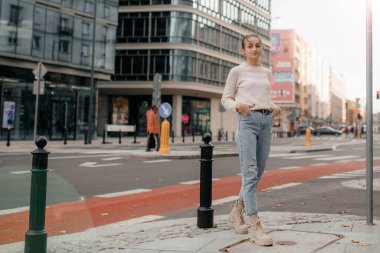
[316,155,357,161]
[180,178,220,185]
[212,196,239,206]
[94,189,152,198]
[285,154,331,160]
[143,159,172,163]
[278,166,301,170]
[10,170,30,174]
[269,182,302,190]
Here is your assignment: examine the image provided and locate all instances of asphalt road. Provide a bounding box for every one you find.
[0,136,379,219]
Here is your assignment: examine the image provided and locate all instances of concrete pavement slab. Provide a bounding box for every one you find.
[223,230,341,253]
[1,212,379,253]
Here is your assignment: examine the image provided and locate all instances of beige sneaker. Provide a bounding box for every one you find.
[249,215,273,246]
[228,200,248,234]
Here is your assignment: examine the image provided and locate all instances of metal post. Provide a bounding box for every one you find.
[84,128,88,145]
[63,128,67,145]
[182,129,185,143]
[366,0,373,225]
[225,131,228,141]
[33,64,41,141]
[171,130,174,143]
[192,129,195,142]
[6,127,11,146]
[102,128,106,144]
[24,136,49,253]
[233,131,235,142]
[87,0,97,145]
[118,129,122,144]
[133,130,138,144]
[197,133,214,228]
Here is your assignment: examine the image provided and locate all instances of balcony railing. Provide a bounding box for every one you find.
[58,26,73,35]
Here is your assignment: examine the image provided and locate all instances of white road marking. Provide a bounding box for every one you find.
[269,182,302,190]
[102,157,123,161]
[212,196,239,206]
[180,178,220,185]
[316,155,357,161]
[285,154,331,160]
[79,162,122,168]
[143,159,172,163]
[310,163,329,166]
[50,154,121,160]
[94,189,152,198]
[278,166,301,170]
[0,206,29,216]
[354,148,364,150]
[10,170,30,174]
[269,153,305,158]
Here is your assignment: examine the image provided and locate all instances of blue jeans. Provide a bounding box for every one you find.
[236,111,272,216]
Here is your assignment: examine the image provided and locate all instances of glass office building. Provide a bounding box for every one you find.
[0,0,118,140]
[99,0,271,137]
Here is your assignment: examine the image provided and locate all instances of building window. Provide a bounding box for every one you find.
[82,22,90,35]
[33,36,41,49]
[9,5,21,26]
[104,6,110,18]
[59,40,70,53]
[8,32,17,45]
[81,44,89,57]
[85,1,94,13]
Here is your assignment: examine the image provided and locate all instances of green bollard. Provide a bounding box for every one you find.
[24,136,49,253]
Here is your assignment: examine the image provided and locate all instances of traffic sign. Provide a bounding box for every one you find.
[33,62,48,79]
[159,102,172,119]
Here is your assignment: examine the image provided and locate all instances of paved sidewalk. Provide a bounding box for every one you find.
[0,135,342,158]
[1,211,378,252]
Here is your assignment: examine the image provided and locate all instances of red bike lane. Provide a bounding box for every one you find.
[0,160,375,245]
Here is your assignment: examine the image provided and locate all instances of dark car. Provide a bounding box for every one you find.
[297,126,314,135]
[313,126,343,136]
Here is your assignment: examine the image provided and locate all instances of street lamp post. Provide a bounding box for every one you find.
[366,0,373,225]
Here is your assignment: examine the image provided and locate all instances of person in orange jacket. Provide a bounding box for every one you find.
[146,105,160,151]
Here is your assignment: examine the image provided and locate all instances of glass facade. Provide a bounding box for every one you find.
[112,0,271,135]
[0,0,118,140]
[0,0,118,71]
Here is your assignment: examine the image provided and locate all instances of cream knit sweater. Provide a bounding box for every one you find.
[221,62,279,112]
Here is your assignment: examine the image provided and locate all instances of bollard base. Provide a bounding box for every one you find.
[24,230,47,253]
[159,147,170,154]
[197,207,214,228]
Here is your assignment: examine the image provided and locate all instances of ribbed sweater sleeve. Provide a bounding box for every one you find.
[221,68,238,112]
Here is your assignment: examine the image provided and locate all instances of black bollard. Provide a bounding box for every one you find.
[6,127,11,146]
[63,128,67,145]
[197,133,214,228]
[192,129,195,142]
[118,129,122,144]
[133,130,138,144]
[24,136,49,253]
[84,128,88,145]
[171,130,174,143]
[102,129,106,144]
[182,129,185,143]
[225,131,228,141]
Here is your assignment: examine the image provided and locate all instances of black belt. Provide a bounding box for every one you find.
[254,109,271,115]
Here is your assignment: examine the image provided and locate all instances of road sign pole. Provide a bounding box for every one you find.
[366,0,373,225]
[33,64,41,141]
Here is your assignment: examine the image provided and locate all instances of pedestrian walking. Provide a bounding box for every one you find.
[221,34,280,246]
[146,105,160,152]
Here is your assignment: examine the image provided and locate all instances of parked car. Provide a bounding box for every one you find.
[297,126,315,135]
[313,126,343,136]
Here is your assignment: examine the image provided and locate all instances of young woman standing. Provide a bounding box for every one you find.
[221,34,280,246]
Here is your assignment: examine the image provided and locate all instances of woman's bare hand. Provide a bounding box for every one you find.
[236,102,255,116]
